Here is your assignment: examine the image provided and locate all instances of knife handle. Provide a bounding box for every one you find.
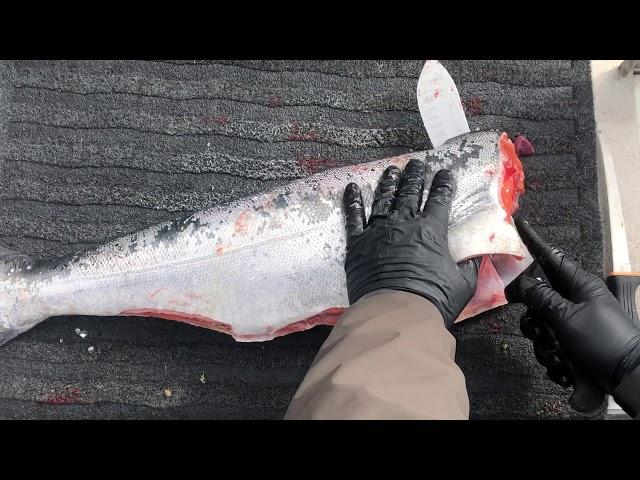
[569,364,606,413]
[606,273,640,323]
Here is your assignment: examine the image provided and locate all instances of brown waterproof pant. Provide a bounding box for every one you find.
[284,290,469,419]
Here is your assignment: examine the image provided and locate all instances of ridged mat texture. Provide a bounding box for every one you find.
[0,60,605,419]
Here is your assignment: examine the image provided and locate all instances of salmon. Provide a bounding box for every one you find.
[0,130,530,345]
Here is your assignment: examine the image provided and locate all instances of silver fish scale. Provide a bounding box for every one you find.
[424,130,501,228]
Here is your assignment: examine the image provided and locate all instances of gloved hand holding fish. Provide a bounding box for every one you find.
[0,61,532,346]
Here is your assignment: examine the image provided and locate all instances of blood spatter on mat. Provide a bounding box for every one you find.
[38,387,81,405]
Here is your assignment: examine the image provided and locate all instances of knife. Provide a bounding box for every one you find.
[597,132,640,322]
[596,131,640,417]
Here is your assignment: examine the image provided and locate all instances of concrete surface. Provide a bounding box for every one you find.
[591,60,640,271]
[0,60,605,419]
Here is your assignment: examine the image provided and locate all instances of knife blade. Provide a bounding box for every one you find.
[596,131,640,323]
[417,60,470,148]
[596,130,640,416]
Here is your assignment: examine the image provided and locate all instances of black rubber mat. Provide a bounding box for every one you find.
[0,60,605,419]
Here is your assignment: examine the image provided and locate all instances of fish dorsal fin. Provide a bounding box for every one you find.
[417,60,470,149]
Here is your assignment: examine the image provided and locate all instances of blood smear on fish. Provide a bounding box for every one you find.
[234,212,250,235]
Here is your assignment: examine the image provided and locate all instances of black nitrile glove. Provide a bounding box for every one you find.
[343,160,481,328]
[513,217,640,407]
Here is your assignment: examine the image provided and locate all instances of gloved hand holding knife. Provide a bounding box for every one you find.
[417,61,640,417]
[508,216,640,418]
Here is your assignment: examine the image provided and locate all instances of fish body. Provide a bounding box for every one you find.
[0,130,530,345]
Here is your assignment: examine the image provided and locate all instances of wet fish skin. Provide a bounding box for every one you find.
[0,130,530,345]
